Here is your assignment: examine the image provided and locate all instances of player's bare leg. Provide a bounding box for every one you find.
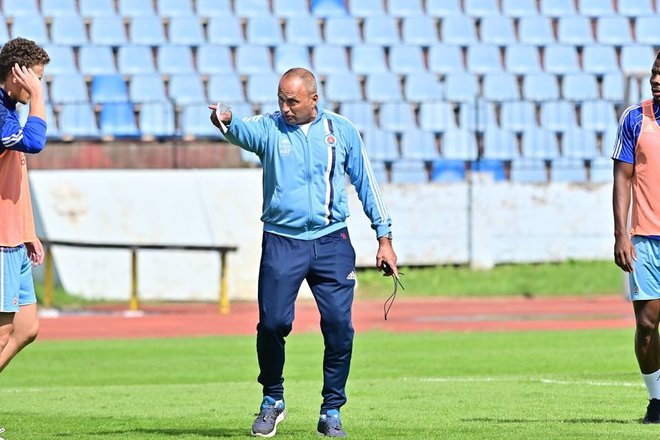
[633,299,660,423]
[0,314,14,359]
[0,303,38,373]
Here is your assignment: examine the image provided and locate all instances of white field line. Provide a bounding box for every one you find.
[409,377,643,388]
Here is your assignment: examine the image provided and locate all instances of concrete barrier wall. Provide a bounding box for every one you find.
[29,170,613,301]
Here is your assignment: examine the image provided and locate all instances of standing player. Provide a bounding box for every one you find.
[209,68,398,437]
[0,37,50,387]
[613,52,660,423]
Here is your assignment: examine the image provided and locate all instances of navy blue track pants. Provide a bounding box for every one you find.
[256,227,356,412]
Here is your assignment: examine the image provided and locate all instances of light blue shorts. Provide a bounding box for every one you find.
[0,245,36,313]
[629,236,660,301]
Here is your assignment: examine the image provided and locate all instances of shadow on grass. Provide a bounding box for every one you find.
[463,417,638,425]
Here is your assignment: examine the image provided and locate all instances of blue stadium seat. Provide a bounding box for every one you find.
[236,46,273,75]
[444,73,479,102]
[459,101,497,131]
[348,0,386,17]
[602,73,624,102]
[483,128,519,159]
[464,0,501,17]
[551,158,587,182]
[480,16,516,46]
[11,16,49,45]
[41,0,77,17]
[196,0,231,18]
[157,45,195,75]
[596,17,632,46]
[419,102,457,132]
[338,101,375,132]
[543,45,580,74]
[365,73,402,102]
[400,129,439,160]
[91,74,128,103]
[351,45,388,75]
[523,74,560,101]
[500,101,537,132]
[442,129,478,160]
[50,74,88,103]
[44,104,60,139]
[118,46,156,74]
[90,16,127,46]
[540,101,577,132]
[388,0,424,17]
[313,45,349,75]
[467,44,503,74]
[43,45,76,76]
[501,0,538,17]
[324,17,361,46]
[441,15,478,46]
[482,73,519,102]
[139,102,176,139]
[80,0,116,17]
[79,45,116,75]
[562,73,599,101]
[426,0,463,17]
[561,129,599,159]
[118,0,156,17]
[582,45,619,75]
[621,45,655,73]
[157,0,194,17]
[246,73,281,104]
[379,101,416,133]
[3,0,38,17]
[431,160,466,182]
[603,125,618,157]
[324,73,362,102]
[275,45,312,73]
[247,16,283,46]
[505,45,542,74]
[428,45,465,74]
[389,44,426,74]
[235,0,271,18]
[310,0,348,17]
[58,103,100,139]
[207,73,245,103]
[99,103,140,138]
[169,16,205,46]
[361,128,399,161]
[521,128,560,158]
[619,0,653,17]
[169,73,207,105]
[363,17,400,46]
[130,17,166,46]
[580,100,617,132]
[590,156,613,183]
[285,17,322,46]
[511,158,547,182]
[274,0,310,17]
[129,74,167,103]
[197,45,234,75]
[471,159,506,181]
[391,160,429,183]
[557,16,594,46]
[207,16,244,46]
[635,16,660,46]
[518,16,555,45]
[539,0,576,16]
[51,16,88,46]
[401,16,438,46]
[404,72,443,102]
[578,0,615,16]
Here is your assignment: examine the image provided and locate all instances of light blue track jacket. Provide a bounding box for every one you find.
[223,107,392,240]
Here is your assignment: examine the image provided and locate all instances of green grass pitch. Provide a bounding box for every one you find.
[1,329,656,439]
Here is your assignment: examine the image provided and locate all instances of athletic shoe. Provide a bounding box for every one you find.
[643,399,660,424]
[317,409,347,437]
[251,396,286,437]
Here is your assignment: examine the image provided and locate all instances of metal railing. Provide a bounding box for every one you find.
[40,240,238,314]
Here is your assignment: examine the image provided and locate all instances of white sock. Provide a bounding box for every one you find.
[642,369,660,399]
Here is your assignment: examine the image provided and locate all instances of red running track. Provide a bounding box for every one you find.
[36,296,635,341]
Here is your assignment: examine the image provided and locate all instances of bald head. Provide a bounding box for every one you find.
[278,68,319,125]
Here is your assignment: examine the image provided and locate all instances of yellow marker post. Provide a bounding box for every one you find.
[219,251,230,314]
[129,248,139,311]
[44,246,54,309]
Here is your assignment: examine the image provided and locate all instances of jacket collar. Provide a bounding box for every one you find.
[0,88,17,111]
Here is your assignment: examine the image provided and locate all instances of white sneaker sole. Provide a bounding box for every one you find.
[251,409,286,438]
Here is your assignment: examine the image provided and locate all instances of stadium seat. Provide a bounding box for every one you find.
[471,159,506,181]
[275,45,312,73]
[363,17,400,46]
[389,44,426,74]
[459,101,497,132]
[80,0,116,17]
[618,0,653,17]
[235,0,271,18]
[379,101,416,133]
[11,16,49,45]
[420,102,457,132]
[42,45,76,76]
[44,104,61,139]
[247,17,283,46]
[324,73,362,102]
[391,160,429,183]
[582,45,619,75]
[505,45,542,74]
[518,17,555,45]
[168,73,206,105]
[285,17,322,46]
[620,45,655,73]
[157,45,195,75]
[578,0,615,16]
[467,44,503,74]
[431,160,466,182]
[601,73,624,102]
[91,74,128,103]
[324,17,361,46]
[360,128,399,161]
[139,102,176,139]
[348,0,386,17]
[426,0,462,17]
[2,0,38,17]
[551,158,587,182]
[197,45,234,75]
[543,45,580,74]
[464,0,501,17]
[58,103,100,138]
[50,16,88,46]
[511,158,548,182]
[483,127,519,159]
[522,73,560,101]
[480,16,516,46]
[428,45,465,74]
[207,73,245,103]
[351,45,388,75]
[562,73,599,101]
[118,46,156,74]
[129,73,167,103]
[561,129,599,159]
[635,16,660,46]
[50,74,88,103]
[580,100,617,132]
[364,73,403,102]
[157,0,194,17]
[274,0,310,17]
[501,0,538,17]
[236,46,273,75]
[388,0,424,17]
[521,128,560,158]
[557,16,594,46]
[79,45,117,75]
[196,0,231,18]
[400,129,440,160]
[404,72,443,102]
[310,0,348,17]
[130,17,166,46]
[444,73,479,102]
[590,156,613,183]
[99,103,140,138]
[118,0,156,17]
[207,16,244,46]
[246,73,281,104]
[596,17,633,46]
[500,101,537,132]
[338,101,375,132]
[540,101,577,132]
[168,16,205,46]
[442,129,478,160]
[41,0,77,17]
[313,45,349,75]
[539,0,576,16]
[482,73,520,102]
[603,125,618,157]
[90,16,128,46]
[441,15,478,46]
[401,16,438,46]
